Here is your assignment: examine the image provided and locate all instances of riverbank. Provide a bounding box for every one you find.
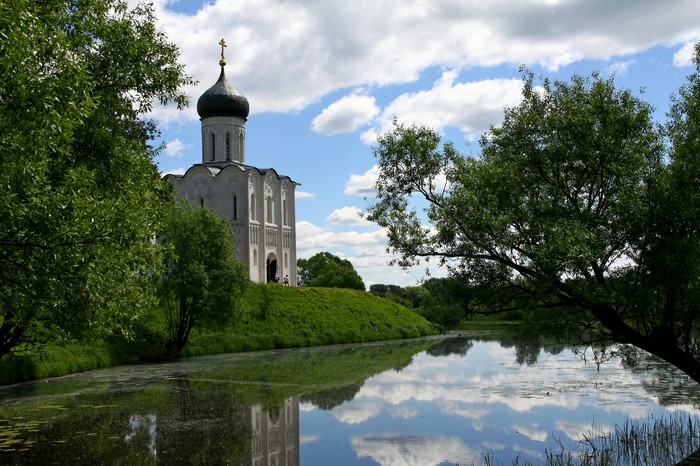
[0,284,438,386]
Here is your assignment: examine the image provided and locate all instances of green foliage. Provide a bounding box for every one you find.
[297,251,366,290]
[183,283,436,356]
[0,283,436,385]
[0,0,193,358]
[157,202,248,358]
[367,53,700,382]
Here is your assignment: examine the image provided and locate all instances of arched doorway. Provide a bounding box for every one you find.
[266,253,278,282]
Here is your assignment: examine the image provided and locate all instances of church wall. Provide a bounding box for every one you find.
[201,116,246,164]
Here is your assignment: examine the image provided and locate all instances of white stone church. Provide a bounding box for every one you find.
[165,41,299,285]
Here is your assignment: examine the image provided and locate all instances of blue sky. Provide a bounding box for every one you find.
[144,0,700,287]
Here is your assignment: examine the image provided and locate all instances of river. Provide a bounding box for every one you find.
[1,332,699,465]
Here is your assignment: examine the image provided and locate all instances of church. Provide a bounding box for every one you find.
[165,40,299,286]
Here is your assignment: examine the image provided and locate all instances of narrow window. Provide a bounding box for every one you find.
[250,193,256,221]
[233,194,237,220]
[210,133,216,161]
[199,197,204,207]
[283,200,288,226]
[253,248,258,266]
[266,196,273,223]
[225,133,231,161]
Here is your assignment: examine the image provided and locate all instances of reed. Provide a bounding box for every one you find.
[480,413,700,466]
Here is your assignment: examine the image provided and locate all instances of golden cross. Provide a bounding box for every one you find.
[219,38,227,61]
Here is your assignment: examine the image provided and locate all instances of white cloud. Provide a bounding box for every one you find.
[674,40,698,66]
[153,0,700,120]
[605,59,635,77]
[344,165,379,197]
[294,220,436,287]
[165,138,187,157]
[326,206,372,226]
[295,191,316,199]
[312,93,379,135]
[374,71,523,141]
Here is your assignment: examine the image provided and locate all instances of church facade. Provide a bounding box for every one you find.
[165,42,299,285]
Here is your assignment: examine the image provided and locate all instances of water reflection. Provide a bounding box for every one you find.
[0,335,698,465]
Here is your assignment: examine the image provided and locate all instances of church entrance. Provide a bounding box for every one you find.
[266,253,278,282]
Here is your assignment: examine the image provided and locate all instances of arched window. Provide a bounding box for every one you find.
[250,193,256,221]
[225,133,231,161]
[253,248,258,266]
[199,196,204,207]
[210,133,216,161]
[266,196,273,223]
[232,194,237,220]
[284,252,288,268]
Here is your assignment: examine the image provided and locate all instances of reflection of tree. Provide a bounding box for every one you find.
[0,374,252,465]
[301,382,364,410]
[618,346,700,408]
[155,373,251,464]
[496,334,543,366]
[0,340,433,463]
[426,336,474,357]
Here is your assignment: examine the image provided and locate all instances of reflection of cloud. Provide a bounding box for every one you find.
[512,423,547,442]
[555,420,614,443]
[391,406,417,420]
[332,401,382,425]
[438,400,488,421]
[300,434,320,445]
[482,441,506,451]
[299,402,317,412]
[351,433,479,466]
[513,444,544,461]
[352,346,675,424]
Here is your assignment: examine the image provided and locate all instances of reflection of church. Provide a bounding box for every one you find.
[165,40,299,285]
[242,396,300,466]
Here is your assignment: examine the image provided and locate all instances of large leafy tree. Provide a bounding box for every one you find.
[0,0,193,358]
[297,252,366,290]
[158,203,249,359]
[367,49,700,382]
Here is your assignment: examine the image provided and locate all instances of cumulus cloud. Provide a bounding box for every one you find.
[165,138,187,157]
[674,40,699,66]
[294,220,437,287]
[152,0,700,120]
[312,93,380,135]
[373,71,523,141]
[326,206,373,226]
[344,165,379,197]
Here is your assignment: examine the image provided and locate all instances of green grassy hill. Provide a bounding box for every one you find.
[183,283,437,356]
[0,284,438,385]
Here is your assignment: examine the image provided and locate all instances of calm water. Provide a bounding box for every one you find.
[1,333,698,465]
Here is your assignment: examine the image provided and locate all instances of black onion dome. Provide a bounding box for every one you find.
[196,67,250,119]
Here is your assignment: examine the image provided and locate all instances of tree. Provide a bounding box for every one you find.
[157,203,249,358]
[0,0,193,358]
[297,252,365,290]
[367,51,700,383]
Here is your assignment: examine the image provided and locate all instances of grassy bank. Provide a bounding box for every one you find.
[0,284,438,385]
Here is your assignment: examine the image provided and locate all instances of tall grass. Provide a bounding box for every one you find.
[481,413,700,466]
